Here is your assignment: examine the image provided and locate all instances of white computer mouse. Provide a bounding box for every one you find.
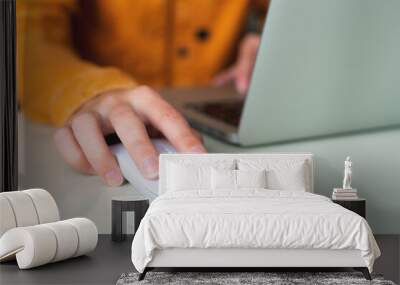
[111,139,176,200]
[151,139,177,154]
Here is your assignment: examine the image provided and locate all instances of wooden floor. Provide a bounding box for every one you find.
[0,235,398,285]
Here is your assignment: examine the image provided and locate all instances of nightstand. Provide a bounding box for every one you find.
[112,196,149,242]
[332,198,366,218]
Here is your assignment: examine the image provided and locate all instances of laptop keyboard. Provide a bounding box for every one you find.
[187,99,244,127]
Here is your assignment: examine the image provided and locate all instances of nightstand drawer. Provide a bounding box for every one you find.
[332,199,366,218]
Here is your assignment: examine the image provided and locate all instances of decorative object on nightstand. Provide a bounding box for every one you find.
[332,198,366,218]
[332,156,365,218]
[332,188,358,200]
[112,196,149,242]
[332,156,359,200]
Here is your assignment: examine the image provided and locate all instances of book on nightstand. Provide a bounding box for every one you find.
[332,188,359,200]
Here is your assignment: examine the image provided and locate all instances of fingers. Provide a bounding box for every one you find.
[234,35,260,95]
[234,52,255,95]
[53,127,94,175]
[56,86,206,185]
[213,34,260,95]
[190,128,204,143]
[212,67,236,86]
[213,65,249,95]
[130,86,207,153]
[234,66,251,95]
[109,105,159,180]
[70,112,124,186]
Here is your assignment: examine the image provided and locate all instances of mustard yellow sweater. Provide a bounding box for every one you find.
[17,0,267,126]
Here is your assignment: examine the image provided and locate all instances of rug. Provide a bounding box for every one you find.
[116,272,396,285]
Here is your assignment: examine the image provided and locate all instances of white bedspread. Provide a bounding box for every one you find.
[131,190,380,272]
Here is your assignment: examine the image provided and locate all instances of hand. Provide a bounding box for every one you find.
[213,33,261,95]
[53,86,206,186]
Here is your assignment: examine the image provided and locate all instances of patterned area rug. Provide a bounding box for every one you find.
[116,272,396,285]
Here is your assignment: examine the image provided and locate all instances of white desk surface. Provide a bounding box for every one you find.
[19,115,400,234]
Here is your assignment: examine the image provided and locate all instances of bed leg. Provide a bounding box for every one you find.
[354,267,371,280]
[362,268,372,281]
[138,268,147,281]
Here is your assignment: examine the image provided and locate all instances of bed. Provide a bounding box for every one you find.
[131,153,380,280]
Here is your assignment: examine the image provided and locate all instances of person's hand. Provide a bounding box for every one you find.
[53,86,206,186]
[213,33,261,95]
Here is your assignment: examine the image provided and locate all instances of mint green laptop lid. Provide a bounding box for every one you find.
[239,0,400,145]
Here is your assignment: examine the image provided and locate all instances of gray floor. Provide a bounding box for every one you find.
[0,235,134,285]
[0,235,399,285]
[374,235,400,284]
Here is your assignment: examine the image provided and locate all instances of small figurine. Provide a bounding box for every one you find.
[342,156,352,189]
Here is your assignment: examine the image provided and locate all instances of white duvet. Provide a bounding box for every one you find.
[131,190,380,273]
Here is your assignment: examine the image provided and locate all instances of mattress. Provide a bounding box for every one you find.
[131,190,380,273]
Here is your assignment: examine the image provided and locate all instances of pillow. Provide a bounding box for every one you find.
[211,168,236,190]
[211,169,268,190]
[236,169,267,189]
[166,162,211,191]
[237,159,308,191]
[268,165,306,191]
[165,159,236,192]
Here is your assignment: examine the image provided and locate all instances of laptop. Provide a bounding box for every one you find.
[162,0,400,146]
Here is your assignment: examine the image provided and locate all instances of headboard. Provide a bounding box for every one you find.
[159,153,314,195]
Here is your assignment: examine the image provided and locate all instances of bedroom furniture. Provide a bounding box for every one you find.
[132,153,380,281]
[112,196,149,242]
[332,198,366,218]
[0,189,98,269]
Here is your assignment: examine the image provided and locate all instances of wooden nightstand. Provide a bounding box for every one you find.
[332,198,366,218]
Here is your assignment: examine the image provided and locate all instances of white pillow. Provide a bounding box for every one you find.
[237,159,308,191]
[211,168,236,190]
[236,169,267,189]
[268,165,306,191]
[211,169,267,190]
[167,163,210,191]
[166,159,235,192]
